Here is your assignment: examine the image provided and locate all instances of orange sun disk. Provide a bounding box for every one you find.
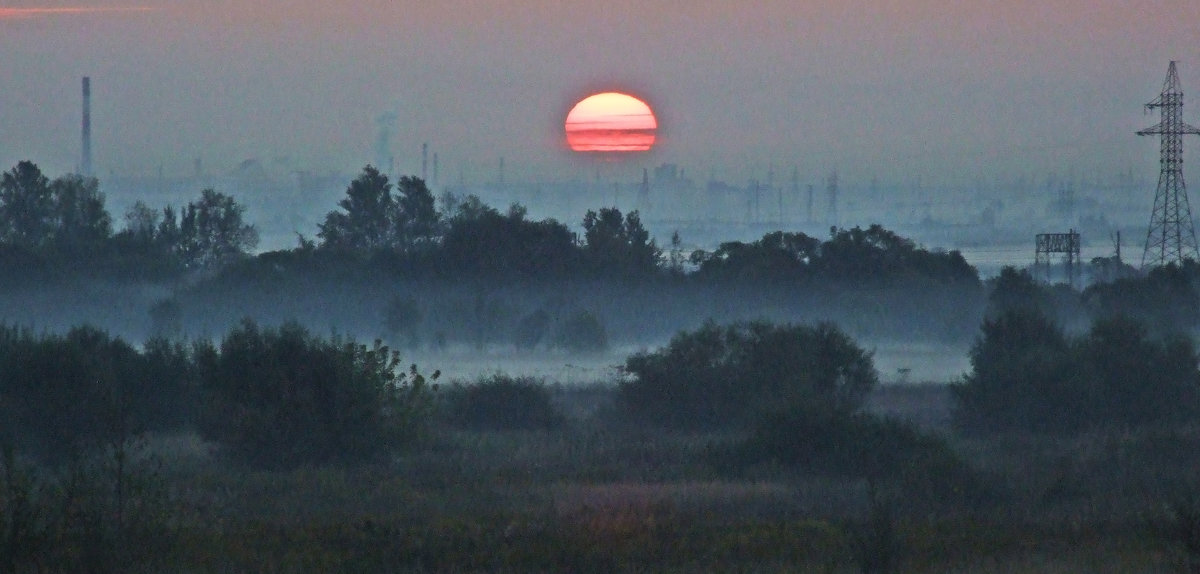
[565,92,657,153]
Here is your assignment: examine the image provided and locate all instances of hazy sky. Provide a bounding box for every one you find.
[2,0,1198,187]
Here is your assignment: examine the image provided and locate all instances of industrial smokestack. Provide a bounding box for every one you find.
[81,77,92,176]
[421,143,428,182]
[432,153,439,189]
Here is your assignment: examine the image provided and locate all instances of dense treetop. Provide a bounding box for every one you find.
[0,161,991,300]
[691,225,978,287]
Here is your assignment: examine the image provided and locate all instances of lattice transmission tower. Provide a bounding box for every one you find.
[1139,61,1200,268]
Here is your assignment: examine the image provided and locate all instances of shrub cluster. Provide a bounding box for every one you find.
[727,409,991,508]
[196,320,437,469]
[552,310,608,354]
[440,374,564,431]
[619,321,877,430]
[952,310,1200,434]
[0,325,191,461]
[0,320,436,470]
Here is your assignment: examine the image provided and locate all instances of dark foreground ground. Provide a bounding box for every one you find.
[9,383,1200,573]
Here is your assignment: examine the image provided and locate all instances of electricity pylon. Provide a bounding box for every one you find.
[1140,61,1200,268]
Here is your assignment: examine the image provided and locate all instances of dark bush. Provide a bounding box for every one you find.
[727,408,991,508]
[985,267,1089,331]
[0,325,190,462]
[951,310,1077,434]
[441,374,564,431]
[1078,315,1199,428]
[952,310,1200,434]
[196,320,436,469]
[619,321,877,431]
[553,310,608,354]
[1083,261,1200,335]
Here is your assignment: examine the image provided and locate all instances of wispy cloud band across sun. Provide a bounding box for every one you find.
[0,6,156,20]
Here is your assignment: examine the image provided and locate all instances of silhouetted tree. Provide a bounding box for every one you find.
[951,310,1076,434]
[816,224,976,285]
[691,231,820,283]
[318,165,395,251]
[582,207,660,277]
[393,175,440,252]
[441,198,577,279]
[986,267,1047,317]
[690,225,977,291]
[0,163,115,253]
[1089,255,1138,284]
[109,201,184,277]
[49,174,110,251]
[177,189,258,270]
[952,310,1200,434]
[1079,315,1199,428]
[118,201,159,244]
[318,168,440,254]
[1083,262,1200,335]
[0,162,54,248]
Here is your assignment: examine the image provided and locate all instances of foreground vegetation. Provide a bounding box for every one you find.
[5,383,1200,572]
[2,317,1200,572]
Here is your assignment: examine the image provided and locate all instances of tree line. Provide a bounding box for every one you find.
[0,161,258,281]
[0,160,981,290]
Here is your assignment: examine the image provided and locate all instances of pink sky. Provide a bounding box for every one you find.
[1,0,1198,185]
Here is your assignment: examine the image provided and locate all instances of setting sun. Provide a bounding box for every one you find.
[565,92,657,153]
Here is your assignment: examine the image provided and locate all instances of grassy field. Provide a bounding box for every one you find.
[7,382,1200,573]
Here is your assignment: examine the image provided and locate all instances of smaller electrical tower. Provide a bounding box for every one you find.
[636,168,651,213]
[1035,230,1082,288]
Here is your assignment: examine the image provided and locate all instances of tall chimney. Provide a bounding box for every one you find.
[421,142,428,182]
[81,77,92,176]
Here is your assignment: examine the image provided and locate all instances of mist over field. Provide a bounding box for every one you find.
[6,1,1200,571]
